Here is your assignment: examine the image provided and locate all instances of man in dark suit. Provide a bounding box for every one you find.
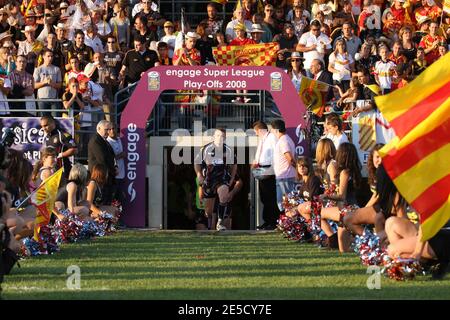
[88,120,117,202]
[311,58,334,101]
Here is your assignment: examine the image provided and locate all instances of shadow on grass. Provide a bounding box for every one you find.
[4,284,450,300]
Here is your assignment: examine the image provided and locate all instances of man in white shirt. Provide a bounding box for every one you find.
[296,19,332,78]
[251,121,280,230]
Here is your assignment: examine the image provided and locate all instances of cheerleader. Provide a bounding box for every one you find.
[343,144,384,236]
[318,143,362,252]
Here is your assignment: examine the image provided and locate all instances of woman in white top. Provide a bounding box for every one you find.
[328,38,354,93]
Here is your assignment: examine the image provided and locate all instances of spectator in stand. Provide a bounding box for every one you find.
[419,21,445,65]
[226,7,252,43]
[156,41,172,65]
[273,23,298,61]
[252,13,272,43]
[290,4,309,40]
[354,42,378,81]
[297,19,332,78]
[88,120,117,204]
[241,0,255,21]
[438,43,448,59]
[160,21,176,59]
[271,119,297,212]
[333,22,361,59]
[135,0,165,33]
[62,77,84,127]
[413,15,431,45]
[130,15,156,48]
[195,22,215,65]
[8,55,34,117]
[33,48,62,117]
[54,23,72,71]
[287,51,304,92]
[411,46,427,76]
[328,38,354,93]
[389,41,407,67]
[18,25,43,74]
[64,56,83,86]
[332,0,355,28]
[103,34,123,94]
[374,44,397,95]
[119,35,158,86]
[263,4,280,37]
[310,58,334,101]
[40,114,77,181]
[68,29,94,70]
[0,8,20,40]
[5,3,24,31]
[84,24,104,54]
[273,6,287,33]
[200,2,224,38]
[173,32,201,129]
[352,67,378,116]
[251,121,280,230]
[37,33,64,71]
[250,23,265,44]
[84,52,114,121]
[399,26,417,63]
[109,1,130,51]
[287,0,311,22]
[312,0,337,27]
[91,7,112,44]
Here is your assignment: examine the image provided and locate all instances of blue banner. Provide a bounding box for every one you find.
[0,117,74,164]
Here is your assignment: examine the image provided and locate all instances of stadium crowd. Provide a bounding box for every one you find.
[1,0,450,285]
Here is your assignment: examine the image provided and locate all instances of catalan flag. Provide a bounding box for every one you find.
[375,52,450,242]
[30,168,63,241]
[298,77,330,117]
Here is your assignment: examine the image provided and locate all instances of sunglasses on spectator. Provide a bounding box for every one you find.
[107,41,115,43]
[311,28,320,31]
[291,59,301,62]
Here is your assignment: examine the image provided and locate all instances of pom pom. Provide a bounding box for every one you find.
[382,256,424,281]
[352,228,386,266]
[277,214,309,242]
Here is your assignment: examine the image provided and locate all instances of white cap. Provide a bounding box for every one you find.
[185,31,200,39]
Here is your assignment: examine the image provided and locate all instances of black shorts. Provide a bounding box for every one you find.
[428,228,450,262]
[202,174,231,199]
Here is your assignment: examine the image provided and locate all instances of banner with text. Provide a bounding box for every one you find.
[0,117,74,164]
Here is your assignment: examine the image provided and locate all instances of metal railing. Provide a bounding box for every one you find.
[157,0,238,27]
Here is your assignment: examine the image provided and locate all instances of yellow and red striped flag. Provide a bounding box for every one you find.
[30,168,63,241]
[375,52,450,242]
